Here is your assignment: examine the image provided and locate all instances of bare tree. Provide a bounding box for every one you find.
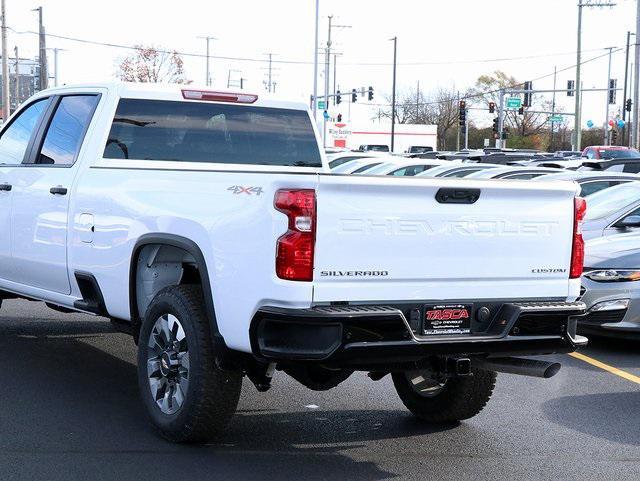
[117,45,188,83]
[469,70,555,139]
[379,86,464,150]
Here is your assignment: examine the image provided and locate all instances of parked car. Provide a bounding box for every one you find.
[357,144,390,152]
[416,163,502,178]
[0,82,587,443]
[579,233,640,339]
[464,166,561,180]
[327,152,377,169]
[532,171,639,197]
[357,158,455,176]
[555,150,582,158]
[331,155,397,174]
[582,182,640,239]
[579,158,640,174]
[581,146,640,160]
[406,146,433,154]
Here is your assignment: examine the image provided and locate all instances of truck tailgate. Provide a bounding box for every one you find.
[313,175,579,303]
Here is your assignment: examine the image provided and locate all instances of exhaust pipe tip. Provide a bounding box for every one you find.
[542,362,561,379]
[474,357,562,379]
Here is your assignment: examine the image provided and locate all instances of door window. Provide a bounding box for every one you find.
[0,99,48,165]
[37,95,99,166]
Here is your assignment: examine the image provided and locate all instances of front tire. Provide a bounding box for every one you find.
[392,368,496,423]
[137,284,242,443]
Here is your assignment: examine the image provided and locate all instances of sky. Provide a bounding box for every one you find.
[4,0,639,129]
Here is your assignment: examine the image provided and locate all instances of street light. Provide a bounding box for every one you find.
[390,36,397,153]
[197,35,217,86]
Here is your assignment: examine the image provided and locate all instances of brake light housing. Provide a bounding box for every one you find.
[274,189,316,281]
[181,89,258,104]
[570,196,587,279]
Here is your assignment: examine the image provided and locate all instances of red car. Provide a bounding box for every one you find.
[582,146,640,160]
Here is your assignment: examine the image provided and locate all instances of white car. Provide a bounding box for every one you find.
[330,155,397,174]
[357,158,459,176]
[0,82,585,443]
[464,166,562,180]
[416,163,503,178]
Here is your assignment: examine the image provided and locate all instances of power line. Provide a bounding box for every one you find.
[5,26,619,67]
[364,47,625,108]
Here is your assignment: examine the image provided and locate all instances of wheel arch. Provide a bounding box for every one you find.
[129,233,226,349]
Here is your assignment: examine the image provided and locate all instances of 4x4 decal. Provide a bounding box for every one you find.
[227,186,264,195]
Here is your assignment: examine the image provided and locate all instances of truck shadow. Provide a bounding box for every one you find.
[542,391,640,446]
[0,316,456,481]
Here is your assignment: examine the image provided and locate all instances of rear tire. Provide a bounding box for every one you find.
[137,284,242,443]
[392,368,496,423]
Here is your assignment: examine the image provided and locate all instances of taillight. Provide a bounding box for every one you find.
[275,189,316,281]
[570,196,587,279]
[181,89,258,103]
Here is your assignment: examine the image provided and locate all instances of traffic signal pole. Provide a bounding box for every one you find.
[604,46,614,145]
[623,31,633,146]
[497,88,505,148]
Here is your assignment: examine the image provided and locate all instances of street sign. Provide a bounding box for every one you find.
[549,115,563,123]
[317,100,326,109]
[506,97,522,109]
[483,138,490,147]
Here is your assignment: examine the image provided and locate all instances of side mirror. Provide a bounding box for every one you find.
[614,215,640,229]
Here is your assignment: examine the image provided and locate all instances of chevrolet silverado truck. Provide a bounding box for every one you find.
[0,82,587,443]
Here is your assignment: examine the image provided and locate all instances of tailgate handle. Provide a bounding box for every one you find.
[435,188,480,204]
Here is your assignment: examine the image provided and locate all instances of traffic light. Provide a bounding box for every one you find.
[608,79,617,105]
[337,113,342,122]
[492,117,499,134]
[523,81,532,107]
[488,101,495,113]
[367,86,374,101]
[351,89,357,102]
[336,90,341,105]
[518,106,524,115]
[626,98,633,112]
[612,129,618,144]
[567,80,575,97]
[459,100,466,126]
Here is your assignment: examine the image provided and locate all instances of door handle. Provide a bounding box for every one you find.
[435,187,480,204]
[0,183,11,191]
[50,186,68,196]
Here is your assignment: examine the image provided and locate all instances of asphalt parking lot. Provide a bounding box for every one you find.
[0,299,639,481]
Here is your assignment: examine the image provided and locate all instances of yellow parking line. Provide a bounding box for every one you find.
[569,352,640,385]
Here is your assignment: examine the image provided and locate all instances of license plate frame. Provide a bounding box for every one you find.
[422,303,472,336]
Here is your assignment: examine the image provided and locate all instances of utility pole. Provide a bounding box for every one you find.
[456,91,461,151]
[604,46,614,145]
[623,31,634,146]
[390,36,397,153]
[32,6,47,91]
[497,88,505,149]
[265,53,274,92]
[416,80,420,122]
[197,36,216,86]
[1,0,8,119]
[551,66,557,151]
[312,0,319,121]
[634,0,640,148]
[575,1,616,151]
[322,15,333,147]
[13,45,18,111]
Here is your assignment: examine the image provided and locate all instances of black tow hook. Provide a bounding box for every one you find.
[448,357,472,376]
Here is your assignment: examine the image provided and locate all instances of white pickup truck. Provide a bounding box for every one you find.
[0,82,586,443]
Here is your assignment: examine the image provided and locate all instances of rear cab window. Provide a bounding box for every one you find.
[103,98,322,168]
